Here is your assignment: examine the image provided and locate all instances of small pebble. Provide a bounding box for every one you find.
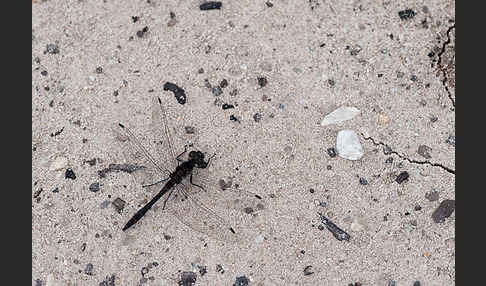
[265,1,273,7]
[359,177,368,185]
[398,9,416,20]
[84,263,94,276]
[257,77,268,87]
[112,198,126,213]
[388,280,396,286]
[320,106,360,126]
[411,75,418,81]
[414,205,422,211]
[185,126,195,134]
[417,145,432,159]
[255,234,264,244]
[179,272,197,285]
[198,68,204,74]
[219,79,228,88]
[65,168,76,180]
[89,182,100,192]
[229,114,240,122]
[216,264,224,274]
[234,276,249,286]
[385,157,394,164]
[395,171,409,184]
[336,130,364,160]
[50,156,68,171]
[41,70,48,76]
[100,200,111,209]
[222,103,234,110]
[327,79,335,87]
[212,86,223,96]
[425,190,440,201]
[95,67,103,74]
[303,265,314,276]
[199,1,222,10]
[136,26,148,38]
[45,44,59,54]
[253,113,262,122]
[432,199,455,223]
[327,148,337,158]
[446,135,455,147]
[383,145,393,155]
[413,281,421,286]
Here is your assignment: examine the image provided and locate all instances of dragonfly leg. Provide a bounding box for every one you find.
[142,177,169,188]
[176,145,188,165]
[190,173,206,191]
[162,189,174,210]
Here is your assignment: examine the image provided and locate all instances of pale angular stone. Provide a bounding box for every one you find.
[336,130,364,160]
[49,156,68,171]
[321,106,360,126]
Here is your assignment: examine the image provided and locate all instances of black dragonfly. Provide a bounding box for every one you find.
[113,97,263,241]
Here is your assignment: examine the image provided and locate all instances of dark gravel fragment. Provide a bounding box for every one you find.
[98,163,145,178]
[216,264,224,274]
[112,198,126,213]
[212,86,223,96]
[359,177,368,185]
[185,126,195,134]
[414,204,422,211]
[257,77,268,87]
[348,283,362,286]
[99,274,116,286]
[253,113,262,122]
[425,190,440,201]
[198,265,208,277]
[398,9,416,20]
[52,187,59,193]
[318,213,350,241]
[84,158,97,166]
[41,70,48,76]
[432,199,455,223]
[230,114,240,123]
[385,157,393,164]
[383,145,393,155]
[222,103,234,110]
[50,127,65,137]
[266,1,273,7]
[327,147,337,158]
[178,271,197,286]
[200,1,222,10]
[411,75,418,81]
[96,67,103,74]
[132,16,139,23]
[303,265,314,276]
[45,44,59,54]
[136,26,149,38]
[446,135,455,147]
[219,79,228,88]
[89,182,100,192]
[395,171,409,184]
[230,89,238,96]
[233,276,249,286]
[163,82,186,104]
[65,168,76,180]
[388,280,396,286]
[219,178,232,190]
[34,279,42,286]
[84,263,94,275]
[413,281,421,286]
[417,145,432,159]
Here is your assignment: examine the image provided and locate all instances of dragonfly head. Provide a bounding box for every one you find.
[189,150,207,168]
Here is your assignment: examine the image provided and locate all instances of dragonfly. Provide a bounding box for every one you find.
[113,97,264,242]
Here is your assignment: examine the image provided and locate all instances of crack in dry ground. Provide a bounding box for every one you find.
[437,24,456,107]
[361,133,455,175]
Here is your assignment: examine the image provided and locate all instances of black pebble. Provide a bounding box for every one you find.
[398,9,416,20]
[411,75,418,81]
[432,199,455,223]
[163,82,186,104]
[89,182,100,192]
[219,79,228,88]
[136,26,149,38]
[266,1,273,7]
[385,157,394,164]
[383,145,393,155]
[212,86,223,96]
[65,168,76,180]
[131,16,139,23]
[413,281,421,286]
[234,276,249,286]
[41,70,48,76]
[95,67,103,74]
[388,280,396,286]
[112,198,126,213]
[216,264,224,274]
[253,113,262,122]
[198,265,208,277]
[222,103,234,110]
[359,177,368,185]
[52,187,59,193]
[395,171,409,184]
[200,1,222,10]
[425,190,440,201]
[257,77,268,87]
[428,51,435,57]
[328,79,335,87]
[309,188,315,194]
[303,265,314,276]
[414,205,422,211]
[230,114,240,122]
[327,148,337,158]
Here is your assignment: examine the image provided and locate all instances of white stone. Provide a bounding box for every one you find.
[49,156,68,171]
[255,234,264,244]
[45,273,59,286]
[336,130,364,160]
[321,106,360,126]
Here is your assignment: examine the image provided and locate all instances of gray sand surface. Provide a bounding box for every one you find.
[32,1,455,285]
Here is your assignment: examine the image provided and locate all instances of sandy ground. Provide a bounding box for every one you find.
[32,1,455,285]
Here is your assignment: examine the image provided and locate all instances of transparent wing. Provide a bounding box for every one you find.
[151,97,178,171]
[163,178,265,242]
[112,123,170,195]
